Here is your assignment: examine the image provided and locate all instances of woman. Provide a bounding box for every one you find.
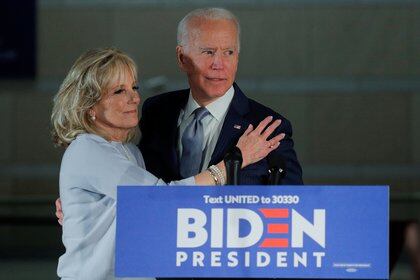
[51,48,284,279]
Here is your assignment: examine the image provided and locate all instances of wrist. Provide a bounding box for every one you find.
[208,164,226,186]
[235,145,247,168]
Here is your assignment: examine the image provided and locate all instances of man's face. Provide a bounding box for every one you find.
[177,19,239,106]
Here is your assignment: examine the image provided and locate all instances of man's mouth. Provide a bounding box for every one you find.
[206,77,227,82]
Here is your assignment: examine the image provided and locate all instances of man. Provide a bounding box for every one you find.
[139,7,303,185]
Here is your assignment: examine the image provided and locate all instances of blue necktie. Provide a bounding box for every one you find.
[180,107,210,178]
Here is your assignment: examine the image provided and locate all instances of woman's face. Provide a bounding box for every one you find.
[91,69,140,141]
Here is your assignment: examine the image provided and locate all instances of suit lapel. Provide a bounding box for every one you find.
[210,83,250,165]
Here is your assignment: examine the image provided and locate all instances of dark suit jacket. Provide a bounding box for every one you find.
[139,83,303,185]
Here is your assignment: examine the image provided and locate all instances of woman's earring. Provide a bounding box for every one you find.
[90,115,96,121]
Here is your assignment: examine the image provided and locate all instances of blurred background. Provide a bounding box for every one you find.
[0,0,419,279]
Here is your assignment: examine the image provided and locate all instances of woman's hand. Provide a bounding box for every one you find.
[55,198,63,226]
[236,116,285,168]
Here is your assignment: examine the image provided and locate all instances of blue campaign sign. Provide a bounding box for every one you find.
[115,185,388,279]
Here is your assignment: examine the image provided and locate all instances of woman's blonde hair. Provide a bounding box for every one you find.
[51,48,138,147]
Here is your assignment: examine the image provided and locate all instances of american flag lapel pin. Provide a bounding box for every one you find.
[234,124,241,130]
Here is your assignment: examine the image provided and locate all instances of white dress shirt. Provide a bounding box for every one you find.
[177,86,235,172]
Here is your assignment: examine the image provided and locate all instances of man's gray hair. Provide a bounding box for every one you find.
[177,7,241,52]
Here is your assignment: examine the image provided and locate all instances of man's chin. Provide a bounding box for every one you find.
[207,89,229,100]
[206,83,231,96]
[191,83,232,104]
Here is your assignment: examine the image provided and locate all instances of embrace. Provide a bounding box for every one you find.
[51,7,302,280]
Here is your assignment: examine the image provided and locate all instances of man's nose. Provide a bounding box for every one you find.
[211,53,224,70]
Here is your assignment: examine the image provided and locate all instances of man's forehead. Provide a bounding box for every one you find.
[190,18,236,30]
[188,20,238,43]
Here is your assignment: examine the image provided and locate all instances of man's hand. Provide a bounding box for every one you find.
[55,198,63,226]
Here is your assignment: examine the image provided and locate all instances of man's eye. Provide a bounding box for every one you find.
[203,50,213,55]
[225,50,234,55]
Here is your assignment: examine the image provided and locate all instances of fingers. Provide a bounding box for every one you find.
[253,116,273,135]
[267,141,280,151]
[58,216,63,226]
[269,133,285,146]
[243,124,253,136]
[261,133,285,157]
[55,198,63,226]
[258,138,282,160]
[55,198,62,211]
[252,117,283,140]
[253,133,285,161]
[55,209,63,226]
[262,119,282,139]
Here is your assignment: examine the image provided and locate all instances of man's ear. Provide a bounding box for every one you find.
[176,46,187,71]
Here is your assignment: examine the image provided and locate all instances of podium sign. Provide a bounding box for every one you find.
[116,186,388,279]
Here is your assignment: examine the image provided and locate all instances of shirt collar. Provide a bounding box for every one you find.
[184,86,235,121]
